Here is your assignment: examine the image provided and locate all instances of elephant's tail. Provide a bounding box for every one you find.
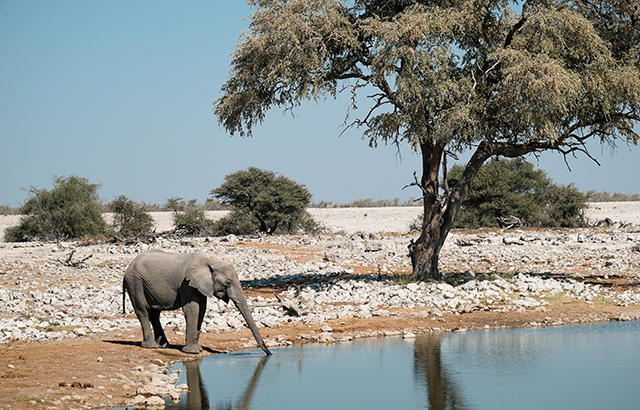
[122,281,127,315]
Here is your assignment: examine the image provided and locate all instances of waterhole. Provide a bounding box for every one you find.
[125,320,640,409]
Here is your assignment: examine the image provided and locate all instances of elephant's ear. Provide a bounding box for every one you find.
[185,255,216,298]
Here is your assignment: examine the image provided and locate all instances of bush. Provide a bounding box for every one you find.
[448,158,587,228]
[5,175,108,242]
[533,183,588,228]
[211,167,316,235]
[174,208,216,237]
[109,195,154,238]
[211,210,259,236]
[163,197,215,236]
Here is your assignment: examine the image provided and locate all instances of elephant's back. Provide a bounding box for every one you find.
[125,251,197,284]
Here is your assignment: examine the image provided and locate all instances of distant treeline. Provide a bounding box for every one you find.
[0,197,420,215]
[586,191,640,202]
[0,197,229,215]
[311,198,420,208]
[2,192,639,215]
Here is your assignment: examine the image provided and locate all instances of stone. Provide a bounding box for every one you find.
[403,331,416,339]
[428,309,443,318]
[316,332,335,343]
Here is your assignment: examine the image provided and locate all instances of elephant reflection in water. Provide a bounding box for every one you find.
[166,356,268,410]
[414,334,469,410]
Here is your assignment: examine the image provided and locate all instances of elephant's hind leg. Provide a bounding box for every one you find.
[149,308,169,348]
[135,310,160,349]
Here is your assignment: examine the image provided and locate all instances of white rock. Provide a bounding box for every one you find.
[403,331,416,339]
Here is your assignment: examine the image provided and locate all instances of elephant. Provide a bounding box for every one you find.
[122,250,271,355]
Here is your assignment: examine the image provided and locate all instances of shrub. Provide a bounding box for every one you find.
[109,195,154,238]
[4,175,107,242]
[174,208,215,237]
[211,210,259,236]
[533,184,588,228]
[448,158,587,228]
[211,167,316,235]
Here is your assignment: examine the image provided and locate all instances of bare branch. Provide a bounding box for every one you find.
[57,250,93,268]
[253,290,303,317]
[403,172,430,203]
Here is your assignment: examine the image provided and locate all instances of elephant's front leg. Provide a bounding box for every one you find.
[182,299,204,354]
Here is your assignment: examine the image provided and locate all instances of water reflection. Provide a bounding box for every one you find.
[165,359,208,410]
[166,356,268,410]
[414,334,468,410]
[166,335,463,410]
[159,321,640,410]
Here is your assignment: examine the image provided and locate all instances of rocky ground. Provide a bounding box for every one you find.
[0,203,639,409]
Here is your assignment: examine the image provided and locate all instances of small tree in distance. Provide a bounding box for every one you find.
[165,197,216,237]
[211,167,316,235]
[5,175,107,242]
[109,195,154,238]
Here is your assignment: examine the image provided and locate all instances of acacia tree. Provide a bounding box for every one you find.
[214,0,640,280]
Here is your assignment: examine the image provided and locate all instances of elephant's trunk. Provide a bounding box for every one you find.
[232,297,272,356]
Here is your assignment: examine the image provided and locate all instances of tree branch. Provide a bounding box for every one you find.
[57,250,93,268]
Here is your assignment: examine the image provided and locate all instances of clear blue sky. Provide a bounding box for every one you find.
[1,1,638,207]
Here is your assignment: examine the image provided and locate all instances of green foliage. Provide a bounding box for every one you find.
[533,183,588,228]
[108,195,154,238]
[449,158,588,228]
[4,175,107,242]
[215,0,639,150]
[212,210,265,236]
[211,167,316,235]
[163,197,195,212]
[173,208,216,237]
[165,198,217,237]
[139,198,228,212]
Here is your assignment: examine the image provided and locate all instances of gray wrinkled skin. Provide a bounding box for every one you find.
[123,250,271,355]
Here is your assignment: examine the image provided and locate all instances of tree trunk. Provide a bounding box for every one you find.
[409,141,445,281]
[409,223,445,281]
[410,141,493,281]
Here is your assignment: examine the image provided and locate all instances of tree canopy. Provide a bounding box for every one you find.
[211,167,315,235]
[215,0,639,279]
